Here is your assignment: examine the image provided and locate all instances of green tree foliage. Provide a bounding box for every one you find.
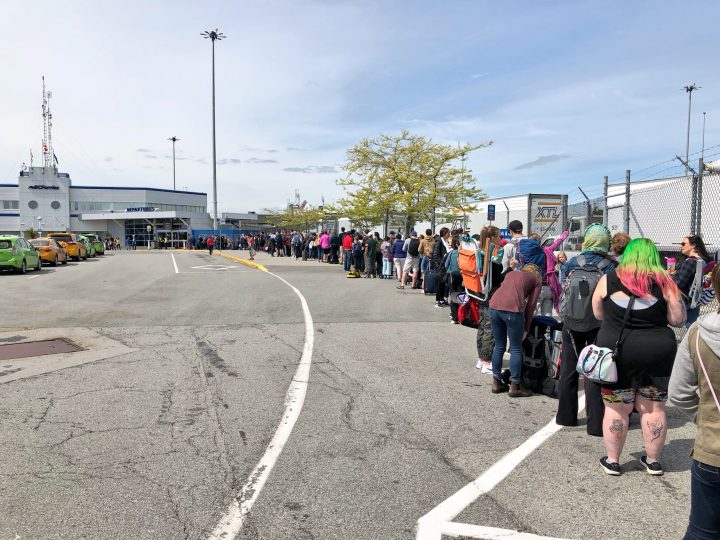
[337,130,491,234]
[264,206,325,232]
[23,227,39,239]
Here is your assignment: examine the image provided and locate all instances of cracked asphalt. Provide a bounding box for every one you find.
[0,250,696,539]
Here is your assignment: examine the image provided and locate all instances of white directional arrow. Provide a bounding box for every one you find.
[190,264,239,270]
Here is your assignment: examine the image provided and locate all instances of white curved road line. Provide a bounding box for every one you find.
[209,268,314,540]
[416,395,586,540]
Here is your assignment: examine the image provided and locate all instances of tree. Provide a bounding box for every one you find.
[338,131,491,234]
[264,205,325,233]
[23,227,39,239]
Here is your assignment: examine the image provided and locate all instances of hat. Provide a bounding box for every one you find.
[508,220,523,233]
[411,231,418,237]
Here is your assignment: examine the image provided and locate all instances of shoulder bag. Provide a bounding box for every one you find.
[576,296,635,384]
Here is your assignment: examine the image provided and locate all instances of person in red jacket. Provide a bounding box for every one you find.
[207,235,215,256]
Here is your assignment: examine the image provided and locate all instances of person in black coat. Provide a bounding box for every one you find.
[431,227,451,306]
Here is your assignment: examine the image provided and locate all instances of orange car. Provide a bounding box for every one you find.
[30,237,69,266]
[47,233,87,261]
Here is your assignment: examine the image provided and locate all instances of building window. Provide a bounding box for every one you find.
[51,201,61,210]
[2,200,19,209]
[28,200,38,209]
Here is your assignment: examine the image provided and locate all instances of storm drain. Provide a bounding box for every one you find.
[0,339,83,361]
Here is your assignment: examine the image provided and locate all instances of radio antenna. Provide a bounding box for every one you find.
[41,76,55,169]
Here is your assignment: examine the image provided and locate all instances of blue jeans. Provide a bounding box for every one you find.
[489,308,525,383]
[421,255,430,272]
[344,249,353,271]
[684,460,720,539]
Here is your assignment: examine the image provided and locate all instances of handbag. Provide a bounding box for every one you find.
[576,296,635,384]
[695,331,720,414]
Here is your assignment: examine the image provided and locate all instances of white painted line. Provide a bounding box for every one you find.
[209,267,314,540]
[416,395,586,540]
[170,252,179,274]
[440,522,570,539]
[27,275,40,279]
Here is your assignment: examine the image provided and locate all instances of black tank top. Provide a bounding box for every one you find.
[602,269,669,330]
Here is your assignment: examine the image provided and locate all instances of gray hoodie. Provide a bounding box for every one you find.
[669,311,720,467]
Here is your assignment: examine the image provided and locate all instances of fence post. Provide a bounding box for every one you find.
[603,176,609,227]
[697,158,704,235]
[623,170,631,234]
[690,166,698,235]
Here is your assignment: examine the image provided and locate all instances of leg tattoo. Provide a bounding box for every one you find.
[647,420,663,442]
[609,419,624,440]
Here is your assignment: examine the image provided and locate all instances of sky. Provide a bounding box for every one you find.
[1,0,719,213]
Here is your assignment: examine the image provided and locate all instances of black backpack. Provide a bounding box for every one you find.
[560,255,611,332]
[408,238,420,256]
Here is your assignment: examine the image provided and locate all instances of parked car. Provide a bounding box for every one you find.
[79,236,96,258]
[47,233,87,261]
[84,233,105,255]
[0,236,42,273]
[30,237,68,266]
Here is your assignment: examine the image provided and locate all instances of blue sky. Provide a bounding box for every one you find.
[1,0,718,212]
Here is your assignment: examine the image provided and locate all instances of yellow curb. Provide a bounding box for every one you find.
[216,251,268,272]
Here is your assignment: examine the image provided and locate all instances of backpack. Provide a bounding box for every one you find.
[517,238,546,272]
[459,298,480,328]
[688,258,706,309]
[560,255,611,332]
[700,261,717,306]
[408,238,420,256]
[447,250,461,276]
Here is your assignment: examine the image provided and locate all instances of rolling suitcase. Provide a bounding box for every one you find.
[423,270,438,295]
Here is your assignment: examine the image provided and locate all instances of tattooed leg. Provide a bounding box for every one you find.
[609,419,624,439]
[603,402,633,462]
[637,396,668,461]
[647,420,663,442]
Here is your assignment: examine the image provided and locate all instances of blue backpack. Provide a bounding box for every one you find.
[517,238,546,272]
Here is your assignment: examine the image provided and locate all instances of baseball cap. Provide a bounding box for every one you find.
[508,220,523,233]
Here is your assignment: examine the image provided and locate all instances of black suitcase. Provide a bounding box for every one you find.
[423,270,438,295]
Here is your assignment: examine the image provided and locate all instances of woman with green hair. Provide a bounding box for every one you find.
[591,238,686,476]
[556,224,616,436]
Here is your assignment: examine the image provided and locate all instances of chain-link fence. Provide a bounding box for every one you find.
[566,165,719,341]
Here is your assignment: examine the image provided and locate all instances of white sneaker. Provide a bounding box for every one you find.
[475,359,484,369]
[481,362,494,375]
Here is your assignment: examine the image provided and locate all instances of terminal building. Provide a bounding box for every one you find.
[0,166,213,248]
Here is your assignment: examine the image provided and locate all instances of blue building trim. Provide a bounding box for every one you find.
[70,185,206,196]
[70,214,81,218]
[0,213,20,217]
[0,184,19,187]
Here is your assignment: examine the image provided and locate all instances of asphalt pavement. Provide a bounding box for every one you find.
[0,249,696,539]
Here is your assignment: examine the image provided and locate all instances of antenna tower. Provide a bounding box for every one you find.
[41,76,55,170]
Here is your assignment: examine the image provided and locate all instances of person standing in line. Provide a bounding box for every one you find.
[476,226,506,374]
[373,232,383,277]
[431,228,451,306]
[380,236,392,279]
[670,265,720,539]
[330,230,341,264]
[445,237,463,323]
[342,229,353,271]
[674,234,713,328]
[352,234,365,273]
[592,238,685,476]
[610,232,631,262]
[488,264,542,397]
[555,224,616,437]
[320,230,331,262]
[501,220,526,272]
[363,232,378,278]
[391,234,406,283]
[207,235,215,256]
[418,228,435,290]
[400,231,421,290]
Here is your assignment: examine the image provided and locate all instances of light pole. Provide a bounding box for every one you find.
[201,28,225,233]
[168,136,180,190]
[683,84,700,177]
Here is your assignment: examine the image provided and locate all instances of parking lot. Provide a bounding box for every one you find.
[0,250,697,539]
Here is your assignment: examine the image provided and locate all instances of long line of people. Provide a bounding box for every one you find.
[286,221,718,538]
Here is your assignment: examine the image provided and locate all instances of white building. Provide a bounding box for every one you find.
[1,166,213,247]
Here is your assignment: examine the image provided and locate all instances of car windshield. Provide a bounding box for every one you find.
[0,240,12,249]
[51,235,72,242]
[31,240,50,246]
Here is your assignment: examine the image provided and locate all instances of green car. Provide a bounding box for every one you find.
[84,233,105,255]
[78,236,96,258]
[0,236,42,274]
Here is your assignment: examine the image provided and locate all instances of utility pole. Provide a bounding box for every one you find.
[683,84,700,177]
[701,112,707,162]
[201,29,226,232]
[168,136,180,190]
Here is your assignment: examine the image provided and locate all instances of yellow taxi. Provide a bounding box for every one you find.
[47,233,88,261]
[30,237,69,266]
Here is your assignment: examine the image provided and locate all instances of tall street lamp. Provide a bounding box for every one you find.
[201,28,225,232]
[683,83,700,177]
[168,136,180,190]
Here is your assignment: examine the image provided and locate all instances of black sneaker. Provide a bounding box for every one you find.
[600,456,622,476]
[640,456,664,476]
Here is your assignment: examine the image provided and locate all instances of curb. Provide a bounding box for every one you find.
[216,251,268,272]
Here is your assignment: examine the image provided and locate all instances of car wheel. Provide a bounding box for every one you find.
[83,252,88,261]
[18,259,26,274]
[52,256,58,267]
[62,256,68,265]
[35,258,42,271]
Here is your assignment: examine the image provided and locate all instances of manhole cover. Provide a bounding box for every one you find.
[0,339,83,361]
